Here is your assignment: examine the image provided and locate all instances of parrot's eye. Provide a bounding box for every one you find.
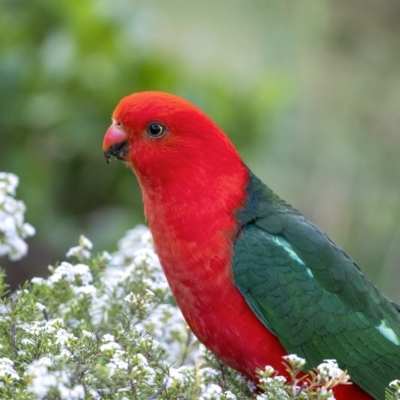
[147,123,166,138]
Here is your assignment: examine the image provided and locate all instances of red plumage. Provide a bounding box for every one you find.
[103,91,374,399]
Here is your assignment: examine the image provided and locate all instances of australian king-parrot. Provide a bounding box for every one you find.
[102,91,400,399]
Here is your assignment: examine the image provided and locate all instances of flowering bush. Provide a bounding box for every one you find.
[0,172,398,400]
[0,173,35,261]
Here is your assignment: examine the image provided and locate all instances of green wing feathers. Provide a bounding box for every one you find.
[233,171,400,399]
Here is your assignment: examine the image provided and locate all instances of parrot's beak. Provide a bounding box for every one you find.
[103,122,129,164]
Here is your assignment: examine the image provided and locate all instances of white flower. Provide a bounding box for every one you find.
[66,246,89,260]
[107,350,129,376]
[66,235,93,260]
[282,354,306,367]
[124,292,139,304]
[316,387,335,400]
[100,342,121,352]
[0,172,19,196]
[25,357,56,398]
[73,284,97,297]
[79,234,93,250]
[0,173,35,261]
[81,330,96,340]
[134,353,149,368]
[199,383,223,399]
[21,222,35,236]
[55,329,75,346]
[31,277,45,285]
[0,357,19,382]
[262,366,275,376]
[59,384,85,400]
[111,225,154,266]
[27,321,43,336]
[389,380,400,395]
[20,338,34,346]
[167,366,190,387]
[317,359,344,380]
[47,262,93,286]
[102,334,116,343]
[44,318,64,334]
[65,385,85,400]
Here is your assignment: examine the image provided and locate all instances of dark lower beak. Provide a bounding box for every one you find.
[104,141,129,164]
[103,123,129,164]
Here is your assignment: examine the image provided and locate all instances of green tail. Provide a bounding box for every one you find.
[233,170,400,400]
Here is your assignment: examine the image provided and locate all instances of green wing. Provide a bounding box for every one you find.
[233,171,400,399]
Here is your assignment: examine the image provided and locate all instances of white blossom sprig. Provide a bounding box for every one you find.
[0,172,35,261]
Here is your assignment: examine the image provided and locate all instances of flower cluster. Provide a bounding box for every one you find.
[0,172,35,260]
[66,235,94,262]
[256,355,352,400]
[0,224,244,399]
[0,357,19,385]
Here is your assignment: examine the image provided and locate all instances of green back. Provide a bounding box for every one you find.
[233,170,400,400]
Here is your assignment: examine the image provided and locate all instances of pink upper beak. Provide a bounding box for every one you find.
[103,123,129,164]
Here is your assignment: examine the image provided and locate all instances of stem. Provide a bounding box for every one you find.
[146,381,167,400]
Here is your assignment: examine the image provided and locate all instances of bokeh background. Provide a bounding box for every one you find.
[2,0,400,302]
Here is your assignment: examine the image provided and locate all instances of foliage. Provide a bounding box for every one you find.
[0,223,243,399]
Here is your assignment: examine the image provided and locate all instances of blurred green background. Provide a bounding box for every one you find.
[1,0,400,302]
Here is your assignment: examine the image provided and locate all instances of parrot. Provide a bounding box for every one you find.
[102,91,400,400]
